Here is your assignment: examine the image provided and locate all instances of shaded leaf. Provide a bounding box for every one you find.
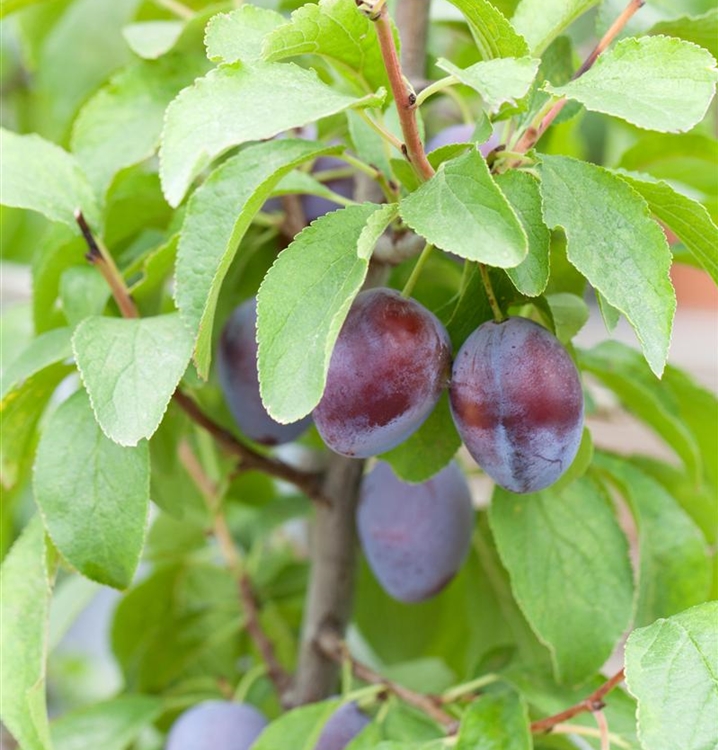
[512,0,598,54]
[205,6,285,64]
[443,0,529,59]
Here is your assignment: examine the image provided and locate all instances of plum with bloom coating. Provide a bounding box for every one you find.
[314,702,370,750]
[218,298,311,445]
[357,461,474,602]
[426,123,500,157]
[450,317,584,493]
[314,289,451,458]
[166,701,267,750]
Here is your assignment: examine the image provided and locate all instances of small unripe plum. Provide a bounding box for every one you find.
[166,701,267,750]
[218,298,311,445]
[314,702,371,750]
[357,461,474,602]
[302,155,354,223]
[314,288,451,458]
[426,123,500,157]
[450,317,584,493]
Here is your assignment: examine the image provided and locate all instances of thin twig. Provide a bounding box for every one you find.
[370,5,435,181]
[594,709,611,750]
[239,573,292,695]
[75,211,139,319]
[552,722,630,749]
[317,628,458,731]
[514,0,645,154]
[530,669,625,734]
[479,263,505,322]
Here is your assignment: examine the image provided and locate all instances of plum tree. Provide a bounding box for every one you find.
[165,701,267,750]
[425,122,500,157]
[314,288,451,457]
[314,702,371,750]
[302,155,354,223]
[218,298,311,445]
[450,317,584,493]
[356,461,474,602]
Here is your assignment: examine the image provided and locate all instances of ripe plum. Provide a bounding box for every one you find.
[314,289,451,457]
[314,702,371,750]
[426,123,500,157]
[450,317,584,493]
[166,701,267,750]
[357,461,474,602]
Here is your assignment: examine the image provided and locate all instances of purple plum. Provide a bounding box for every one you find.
[165,701,267,750]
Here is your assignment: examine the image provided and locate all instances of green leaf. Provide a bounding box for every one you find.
[380,392,461,483]
[596,455,710,625]
[512,0,599,55]
[0,0,52,18]
[489,478,634,685]
[436,57,540,113]
[615,171,718,285]
[111,562,242,692]
[175,139,341,379]
[34,390,150,589]
[71,54,208,197]
[456,689,531,750]
[205,6,285,64]
[51,695,163,750]
[578,341,703,481]
[0,128,99,228]
[252,700,341,750]
[58,267,111,328]
[122,20,184,59]
[257,203,397,423]
[72,313,194,446]
[0,518,54,750]
[262,0,394,92]
[544,292,589,344]
[159,61,382,206]
[625,602,718,750]
[399,149,528,268]
[443,0,529,59]
[540,155,675,377]
[648,10,718,59]
[545,36,718,134]
[495,171,550,296]
[618,132,718,200]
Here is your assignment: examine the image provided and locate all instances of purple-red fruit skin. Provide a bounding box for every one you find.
[426,123,500,157]
[314,289,451,458]
[301,156,354,223]
[218,298,311,446]
[450,317,584,494]
[314,702,371,750]
[166,701,267,750]
[357,461,474,603]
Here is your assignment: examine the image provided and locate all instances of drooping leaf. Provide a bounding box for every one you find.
[0,517,54,750]
[205,5,285,64]
[615,170,718,285]
[443,0,529,59]
[71,54,208,197]
[51,695,163,750]
[175,139,342,378]
[0,128,99,228]
[262,0,395,92]
[122,21,185,59]
[252,700,341,750]
[436,57,540,113]
[34,390,150,589]
[72,313,194,446]
[596,454,710,625]
[495,170,550,296]
[540,155,675,377]
[159,61,382,206]
[625,602,718,750]
[399,149,528,268]
[545,36,718,134]
[456,689,531,750]
[257,203,397,423]
[512,0,599,55]
[489,478,634,685]
[380,392,461,483]
[648,9,718,59]
[544,292,589,344]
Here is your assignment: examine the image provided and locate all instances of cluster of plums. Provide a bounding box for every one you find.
[166,699,369,750]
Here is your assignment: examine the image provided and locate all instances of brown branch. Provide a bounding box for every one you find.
[530,668,626,734]
[75,211,139,319]
[317,628,458,730]
[515,0,646,154]
[239,573,292,696]
[370,4,435,181]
